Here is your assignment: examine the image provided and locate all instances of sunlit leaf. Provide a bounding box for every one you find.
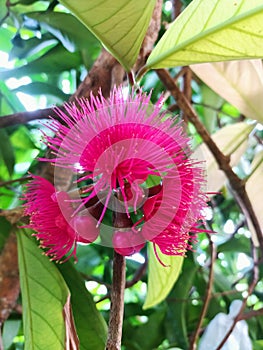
[143,243,184,309]
[17,229,70,350]
[246,151,263,246]
[146,0,263,69]
[191,60,263,124]
[59,0,156,70]
[193,122,254,193]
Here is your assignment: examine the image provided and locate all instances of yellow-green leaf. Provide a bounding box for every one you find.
[191,60,263,124]
[143,243,184,309]
[59,0,156,71]
[193,122,254,193]
[246,151,263,246]
[146,0,263,70]
[17,229,70,350]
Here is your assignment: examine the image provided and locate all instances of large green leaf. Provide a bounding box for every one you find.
[17,229,71,350]
[143,243,184,309]
[191,60,263,124]
[59,0,156,70]
[146,0,263,70]
[58,262,108,350]
[193,122,254,193]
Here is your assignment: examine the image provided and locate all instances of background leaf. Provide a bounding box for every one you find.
[13,82,69,101]
[9,33,58,60]
[246,151,263,246]
[146,0,263,69]
[17,229,70,350]
[27,12,100,53]
[143,243,184,309]
[193,122,254,192]
[0,45,82,80]
[58,262,108,350]
[59,0,156,70]
[191,60,263,124]
[200,84,223,133]
[0,129,15,177]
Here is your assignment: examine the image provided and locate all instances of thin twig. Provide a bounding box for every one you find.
[0,107,59,128]
[125,259,147,288]
[172,0,182,19]
[239,307,263,321]
[182,67,192,125]
[156,68,263,252]
[0,175,32,187]
[189,234,216,350]
[168,289,242,303]
[215,243,259,350]
[105,252,126,350]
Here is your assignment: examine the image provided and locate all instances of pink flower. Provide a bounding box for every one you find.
[29,86,207,259]
[141,163,206,257]
[24,176,99,261]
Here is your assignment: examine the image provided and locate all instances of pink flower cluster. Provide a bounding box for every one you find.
[24,87,207,262]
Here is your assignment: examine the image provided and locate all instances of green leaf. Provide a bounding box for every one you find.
[0,27,13,52]
[146,0,263,69]
[17,229,70,350]
[246,151,263,247]
[0,129,15,177]
[193,122,254,192]
[2,319,21,349]
[143,243,184,309]
[0,0,7,22]
[165,255,198,349]
[9,33,58,60]
[128,307,166,350]
[59,0,156,70]
[58,262,108,350]
[191,60,263,124]
[0,217,11,252]
[13,82,69,101]
[0,80,26,112]
[0,45,82,80]
[27,12,100,53]
[10,125,37,150]
[200,84,223,134]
